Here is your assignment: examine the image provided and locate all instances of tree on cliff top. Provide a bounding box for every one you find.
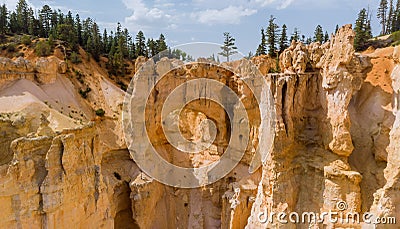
[219,32,237,62]
[256,28,267,56]
[266,15,279,57]
[313,25,324,43]
[279,24,289,53]
[377,0,389,34]
[354,8,373,51]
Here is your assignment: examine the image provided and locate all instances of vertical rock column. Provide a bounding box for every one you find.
[370,46,400,226]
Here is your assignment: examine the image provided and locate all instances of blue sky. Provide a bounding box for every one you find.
[3,0,380,54]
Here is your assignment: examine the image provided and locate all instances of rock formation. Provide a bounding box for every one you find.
[0,24,399,228]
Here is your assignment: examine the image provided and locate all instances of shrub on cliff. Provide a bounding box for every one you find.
[35,40,52,57]
[95,109,105,117]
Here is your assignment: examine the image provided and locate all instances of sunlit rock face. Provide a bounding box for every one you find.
[1,24,400,229]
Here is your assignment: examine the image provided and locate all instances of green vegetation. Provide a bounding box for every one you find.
[254,16,329,57]
[377,0,400,35]
[21,35,31,45]
[256,28,267,56]
[6,43,15,52]
[0,0,170,78]
[354,8,373,51]
[69,51,82,64]
[35,40,52,56]
[314,25,324,43]
[266,15,279,57]
[79,87,91,99]
[218,32,238,62]
[95,109,105,117]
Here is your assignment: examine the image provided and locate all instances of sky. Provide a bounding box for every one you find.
[2,0,381,55]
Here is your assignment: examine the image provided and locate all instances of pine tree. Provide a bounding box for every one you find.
[9,12,18,33]
[377,0,389,34]
[0,4,8,35]
[335,24,339,33]
[50,10,58,32]
[291,27,300,42]
[279,24,288,52]
[27,8,37,35]
[57,23,77,49]
[66,11,74,26]
[135,31,146,57]
[147,38,157,57]
[90,22,101,61]
[256,28,267,56]
[314,25,324,43]
[395,0,400,31]
[75,14,83,45]
[102,29,109,53]
[324,31,329,42]
[39,5,52,37]
[266,15,279,57]
[156,34,168,53]
[16,0,30,33]
[354,8,373,51]
[388,0,396,33]
[128,36,136,59]
[218,32,238,62]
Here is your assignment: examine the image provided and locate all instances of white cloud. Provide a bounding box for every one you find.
[122,0,178,31]
[3,0,35,10]
[277,0,295,9]
[252,0,296,9]
[121,0,298,31]
[192,6,257,25]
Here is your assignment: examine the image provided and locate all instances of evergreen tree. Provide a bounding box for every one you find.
[89,22,101,61]
[335,24,339,33]
[135,30,146,57]
[301,35,306,43]
[354,8,373,51]
[218,32,238,62]
[256,28,267,56]
[395,0,400,31]
[388,0,395,32]
[102,29,108,53]
[75,14,83,45]
[147,38,157,57]
[50,10,58,31]
[9,12,18,33]
[39,5,52,37]
[314,25,324,43]
[128,35,136,59]
[0,4,8,35]
[156,34,168,52]
[324,31,330,42]
[279,24,288,52]
[0,0,173,65]
[66,11,74,26]
[16,0,30,33]
[377,0,389,34]
[81,17,92,49]
[27,8,37,35]
[290,27,300,42]
[57,23,77,49]
[266,15,279,57]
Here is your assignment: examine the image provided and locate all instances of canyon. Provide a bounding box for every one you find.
[0,25,399,228]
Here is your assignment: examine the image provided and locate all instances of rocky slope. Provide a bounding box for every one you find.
[0,25,398,228]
